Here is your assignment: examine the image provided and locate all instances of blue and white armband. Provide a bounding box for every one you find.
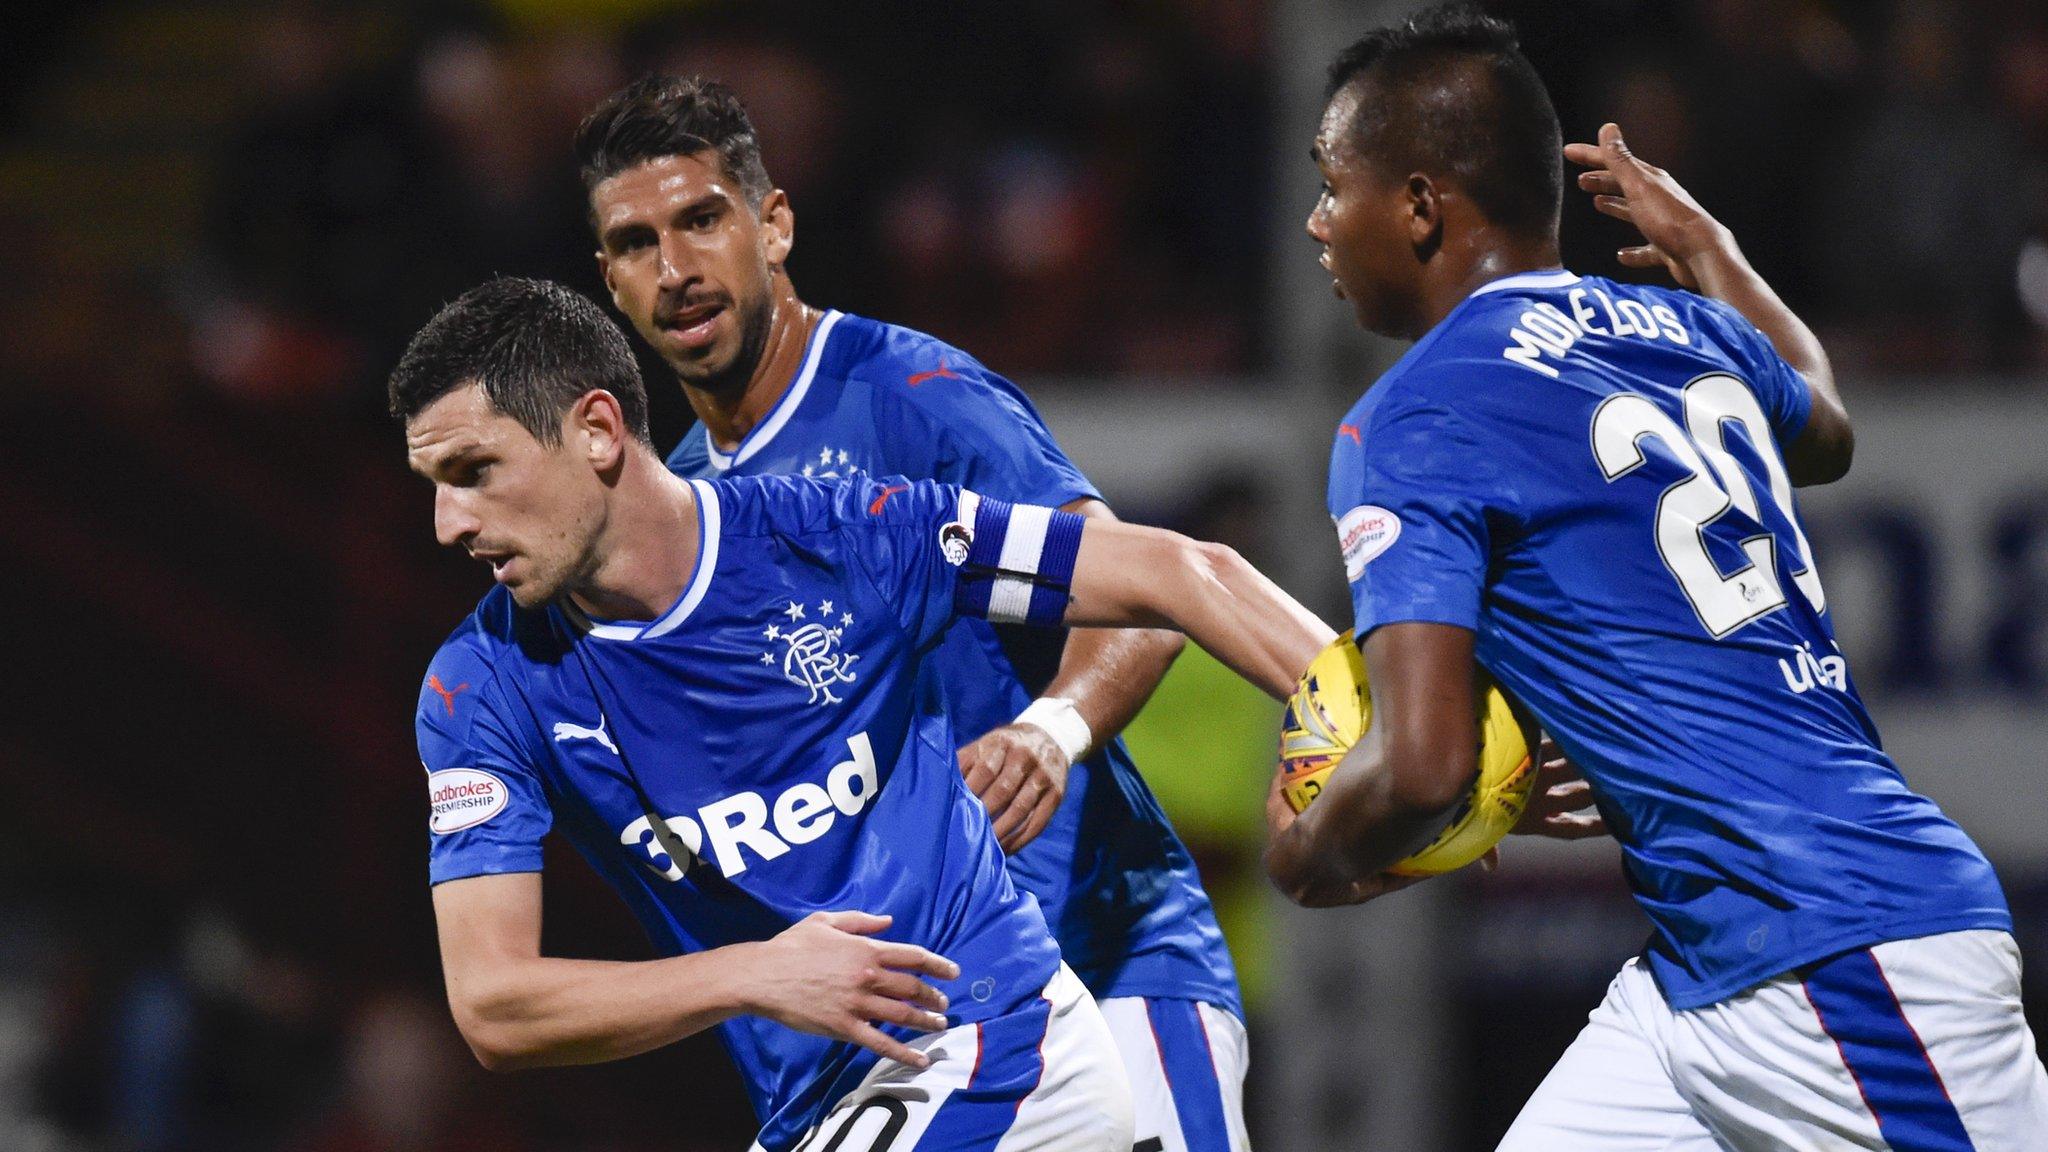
[949,491,1086,627]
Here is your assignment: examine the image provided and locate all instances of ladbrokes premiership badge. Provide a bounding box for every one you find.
[760,599,860,705]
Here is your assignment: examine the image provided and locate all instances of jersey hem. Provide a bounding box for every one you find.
[428,859,544,885]
[1090,982,1245,1023]
[1652,908,2016,1011]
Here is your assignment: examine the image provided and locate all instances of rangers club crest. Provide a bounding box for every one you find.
[760,599,860,705]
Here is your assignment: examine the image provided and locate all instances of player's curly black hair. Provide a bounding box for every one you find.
[1326,3,1562,238]
[574,74,774,214]
[388,276,652,447]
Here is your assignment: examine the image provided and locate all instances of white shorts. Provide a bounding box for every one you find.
[762,964,1134,1152]
[1498,930,2048,1151]
[1097,997,1252,1152]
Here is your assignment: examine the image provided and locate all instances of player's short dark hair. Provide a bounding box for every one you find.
[574,74,773,209]
[1326,4,1562,238]
[388,277,652,447]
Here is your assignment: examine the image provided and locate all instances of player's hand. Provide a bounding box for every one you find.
[1509,738,1607,841]
[1264,762,1299,840]
[741,911,960,1069]
[958,723,1069,854]
[1263,767,1428,905]
[1289,868,1429,908]
[1564,122,1733,290]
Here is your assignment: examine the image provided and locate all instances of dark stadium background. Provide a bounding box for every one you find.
[3,1,2044,1149]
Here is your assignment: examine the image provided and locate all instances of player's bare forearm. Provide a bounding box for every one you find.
[1042,626,1183,757]
[1264,624,1479,906]
[1063,519,1331,699]
[1566,122,1851,485]
[1043,500,1185,755]
[434,874,746,1069]
[434,876,955,1071]
[446,950,747,1069]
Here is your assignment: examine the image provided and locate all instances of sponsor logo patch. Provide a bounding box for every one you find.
[1335,504,1401,581]
[427,767,509,834]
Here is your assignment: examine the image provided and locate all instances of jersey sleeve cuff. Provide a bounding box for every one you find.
[429,847,545,886]
[1353,606,1481,639]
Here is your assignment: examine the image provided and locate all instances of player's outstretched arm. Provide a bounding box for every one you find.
[1263,623,1482,907]
[959,498,1188,853]
[1059,518,1333,700]
[434,874,957,1071]
[1565,122,1853,487]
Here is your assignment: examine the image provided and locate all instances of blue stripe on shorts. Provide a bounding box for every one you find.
[912,993,1052,1149]
[1147,999,1232,1152]
[1803,948,1974,1152]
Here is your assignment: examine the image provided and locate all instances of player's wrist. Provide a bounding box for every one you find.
[1676,223,1744,282]
[718,942,779,1017]
[1014,697,1091,766]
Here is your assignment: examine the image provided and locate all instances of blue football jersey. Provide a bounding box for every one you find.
[668,311,1240,1016]
[1327,269,2010,1010]
[417,474,1086,1152]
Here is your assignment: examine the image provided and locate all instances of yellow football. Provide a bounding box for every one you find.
[1276,631,1538,876]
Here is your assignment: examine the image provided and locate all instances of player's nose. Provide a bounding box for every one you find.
[656,230,696,289]
[433,486,481,549]
[1305,204,1330,244]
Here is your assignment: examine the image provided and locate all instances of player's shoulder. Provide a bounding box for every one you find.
[665,421,712,478]
[700,472,955,542]
[832,313,1039,420]
[419,587,551,735]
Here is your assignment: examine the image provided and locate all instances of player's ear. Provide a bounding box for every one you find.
[1405,173,1443,250]
[571,390,628,471]
[1400,171,1449,259]
[759,189,794,271]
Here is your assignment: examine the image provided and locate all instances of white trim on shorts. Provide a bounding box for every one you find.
[1098,996,1251,1152]
[1497,930,2048,1152]
[757,964,1133,1152]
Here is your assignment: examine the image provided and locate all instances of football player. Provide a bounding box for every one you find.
[575,74,1250,1150]
[395,277,1332,1151]
[1265,6,2048,1149]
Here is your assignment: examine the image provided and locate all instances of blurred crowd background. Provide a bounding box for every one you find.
[3,1,2045,1150]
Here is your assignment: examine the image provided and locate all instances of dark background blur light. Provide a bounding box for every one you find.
[3,2,2045,1150]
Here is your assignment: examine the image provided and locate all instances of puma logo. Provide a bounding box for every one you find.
[1338,423,1363,445]
[906,359,961,387]
[868,484,910,515]
[552,717,619,755]
[427,674,469,716]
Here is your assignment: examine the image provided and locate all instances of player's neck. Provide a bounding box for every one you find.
[569,457,703,624]
[1416,230,1563,335]
[686,281,820,453]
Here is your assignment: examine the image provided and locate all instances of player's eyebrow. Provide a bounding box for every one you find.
[408,438,483,481]
[599,191,730,249]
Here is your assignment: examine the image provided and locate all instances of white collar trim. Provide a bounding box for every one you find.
[579,479,722,642]
[1469,269,1581,297]
[704,310,844,471]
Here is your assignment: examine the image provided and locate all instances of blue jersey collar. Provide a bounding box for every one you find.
[564,479,722,641]
[703,310,844,471]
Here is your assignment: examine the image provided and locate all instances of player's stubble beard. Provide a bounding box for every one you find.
[510,489,610,611]
[669,282,775,400]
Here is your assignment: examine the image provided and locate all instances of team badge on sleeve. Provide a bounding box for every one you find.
[1335,505,1401,581]
[940,521,973,565]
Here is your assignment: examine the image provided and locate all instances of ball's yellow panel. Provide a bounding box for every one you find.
[1274,631,1537,877]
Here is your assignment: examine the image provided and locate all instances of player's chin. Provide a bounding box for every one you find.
[503,571,562,609]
